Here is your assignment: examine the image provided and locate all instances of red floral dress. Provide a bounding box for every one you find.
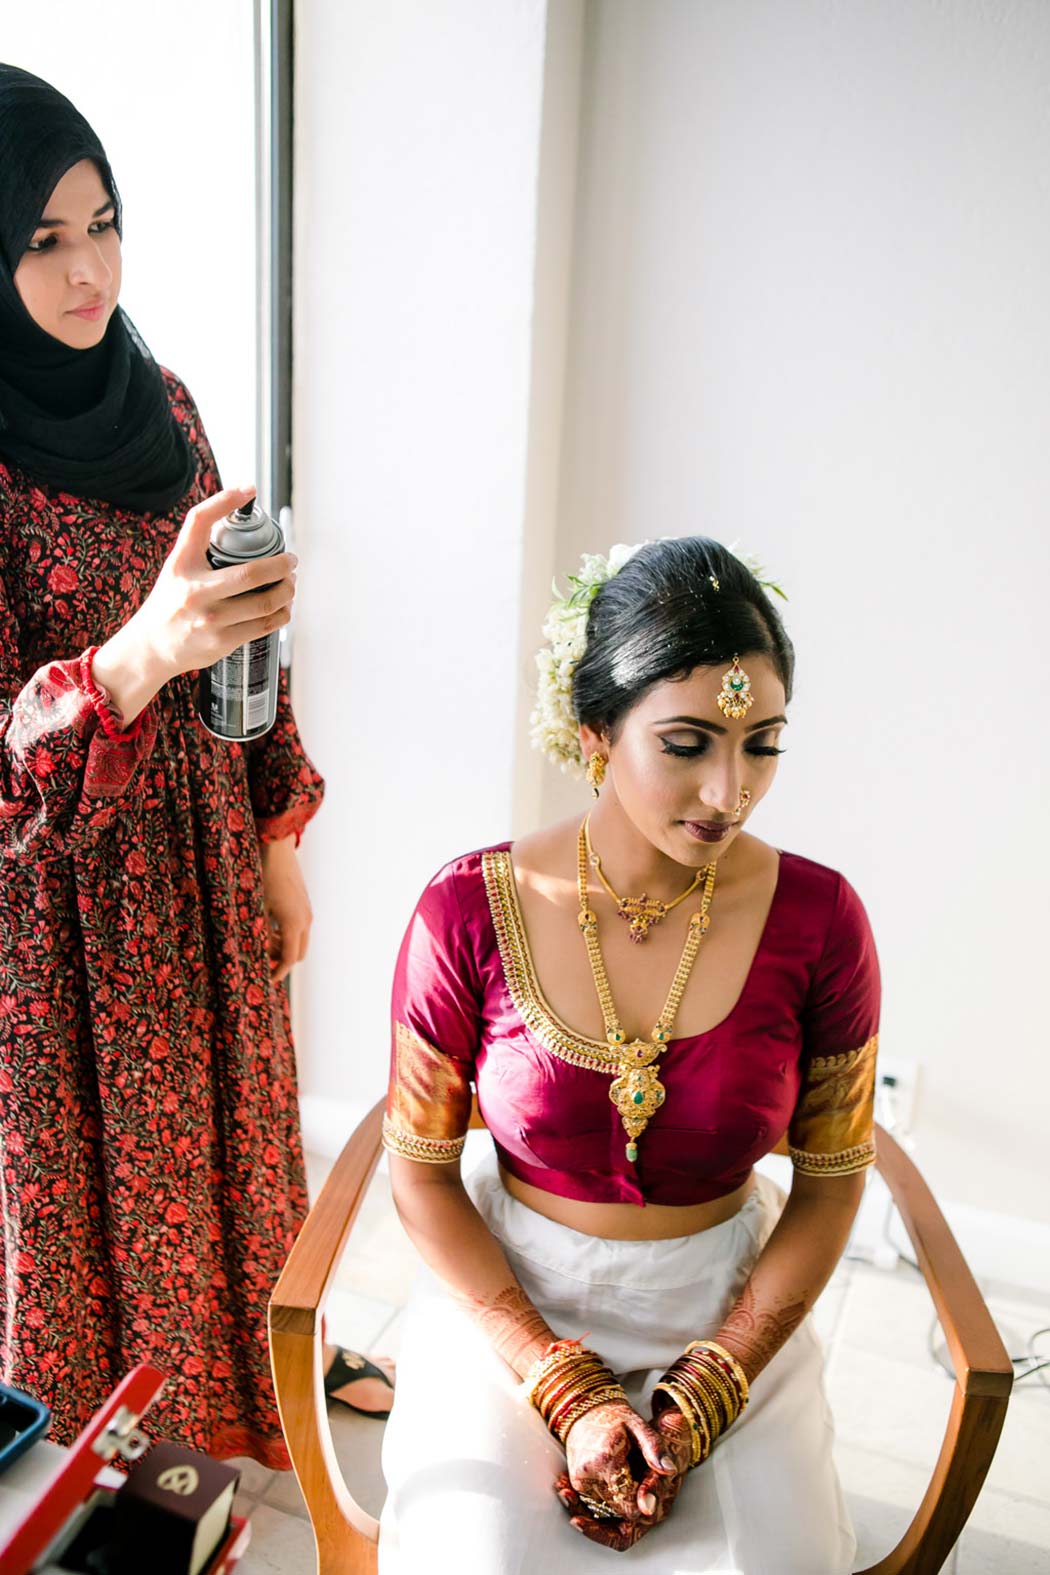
[0,371,324,1466]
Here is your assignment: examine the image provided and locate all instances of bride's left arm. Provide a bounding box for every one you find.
[714,1168,865,1380]
[712,865,882,1380]
[633,871,881,1528]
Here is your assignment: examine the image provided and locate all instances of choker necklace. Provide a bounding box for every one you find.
[584,820,712,944]
[577,817,717,1162]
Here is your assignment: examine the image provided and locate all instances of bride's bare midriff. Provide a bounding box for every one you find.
[498,1163,756,1241]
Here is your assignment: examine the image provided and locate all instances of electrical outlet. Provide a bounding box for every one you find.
[874,1056,919,1135]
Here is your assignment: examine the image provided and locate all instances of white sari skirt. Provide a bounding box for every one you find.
[379,1151,856,1575]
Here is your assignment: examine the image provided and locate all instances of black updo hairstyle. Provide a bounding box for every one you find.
[572,537,794,741]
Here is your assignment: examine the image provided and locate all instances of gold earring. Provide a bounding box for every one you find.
[736,788,752,815]
[717,656,754,720]
[586,754,607,797]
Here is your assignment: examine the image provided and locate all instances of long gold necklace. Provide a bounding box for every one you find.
[577,816,717,1163]
[585,821,711,943]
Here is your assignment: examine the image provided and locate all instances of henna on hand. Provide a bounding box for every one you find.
[555,1399,686,1551]
[633,1406,691,1524]
[716,1280,808,1381]
[563,1398,674,1521]
[452,1282,554,1374]
[564,1400,643,1521]
[554,1475,652,1552]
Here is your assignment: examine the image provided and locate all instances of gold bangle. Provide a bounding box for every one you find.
[686,1377,722,1444]
[686,1341,750,1409]
[677,1357,741,1430]
[524,1344,597,1402]
[532,1357,608,1412]
[526,1347,608,1413]
[554,1384,627,1444]
[678,1364,729,1445]
[535,1368,598,1422]
[538,1360,620,1411]
[683,1360,739,1430]
[653,1381,703,1467]
[656,1380,707,1463]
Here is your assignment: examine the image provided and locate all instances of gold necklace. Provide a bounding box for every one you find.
[577,816,717,1162]
[585,821,711,943]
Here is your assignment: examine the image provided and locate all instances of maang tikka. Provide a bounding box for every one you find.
[716,657,754,721]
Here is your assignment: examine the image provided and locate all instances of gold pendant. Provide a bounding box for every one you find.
[616,896,667,943]
[609,1040,666,1162]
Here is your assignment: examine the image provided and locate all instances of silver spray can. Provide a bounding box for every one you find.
[198,498,284,741]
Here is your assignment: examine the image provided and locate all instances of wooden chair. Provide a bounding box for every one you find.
[268,1107,1013,1575]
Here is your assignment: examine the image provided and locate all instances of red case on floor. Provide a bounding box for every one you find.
[0,1364,250,1575]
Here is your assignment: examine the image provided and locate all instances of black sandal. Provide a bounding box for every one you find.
[323,1349,395,1418]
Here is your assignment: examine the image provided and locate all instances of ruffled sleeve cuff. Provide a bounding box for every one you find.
[74,647,159,800]
[253,792,323,848]
[245,664,325,845]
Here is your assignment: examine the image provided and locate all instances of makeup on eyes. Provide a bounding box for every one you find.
[658,733,785,760]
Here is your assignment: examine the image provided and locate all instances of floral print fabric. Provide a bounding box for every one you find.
[0,371,324,1464]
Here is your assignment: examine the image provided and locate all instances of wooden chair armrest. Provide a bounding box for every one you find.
[854,1123,1013,1574]
[871,1124,1012,1399]
[268,1097,387,1573]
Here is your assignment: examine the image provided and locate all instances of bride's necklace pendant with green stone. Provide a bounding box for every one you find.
[577,817,717,1164]
[607,1034,667,1164]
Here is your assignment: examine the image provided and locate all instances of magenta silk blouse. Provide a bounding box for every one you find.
[382,844,881,1207]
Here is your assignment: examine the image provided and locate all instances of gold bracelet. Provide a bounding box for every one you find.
[678,1349,745,1430]
[523,1341,593,1401]
[538,1362,618,1417]
[686,1341,750,1409]
[685,1374,723,1444]
[526,1345,611,1428]
[684,1360,739,1430]
[653,1380,704,1467]
[554,1384,628,1444]
[659,1379,711,1466]
[531,1357,606,1413]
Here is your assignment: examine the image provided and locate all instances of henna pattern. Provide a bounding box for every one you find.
[453,1283,553,1375]
[556,1473,651,1552]
[717,1280,809,1381]
[555,1406,690,1552]
[565,1400,645,1520]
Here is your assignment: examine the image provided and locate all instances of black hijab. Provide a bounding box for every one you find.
[0,64,194,512]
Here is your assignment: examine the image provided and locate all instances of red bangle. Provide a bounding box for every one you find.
[77,646,145,743]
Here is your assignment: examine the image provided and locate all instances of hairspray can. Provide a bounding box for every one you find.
[198,498,284,741]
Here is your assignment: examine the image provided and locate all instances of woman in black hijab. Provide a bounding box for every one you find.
[0,64,326,1465]
[0,66,195,508]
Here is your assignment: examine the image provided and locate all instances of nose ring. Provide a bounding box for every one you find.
[736,788,752,815]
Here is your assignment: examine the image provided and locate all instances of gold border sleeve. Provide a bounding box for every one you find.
[788,1034,878,1177]
[383,1020,471,1165]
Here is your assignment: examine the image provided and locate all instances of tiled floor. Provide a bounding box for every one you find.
[233,1156,1050,1574]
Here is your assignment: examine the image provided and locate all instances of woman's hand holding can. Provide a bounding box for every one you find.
[92,485,298,727]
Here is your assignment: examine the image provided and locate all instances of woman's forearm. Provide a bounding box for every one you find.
[712,1173,864,1384]
[389,1157,556,1377]
[91,615,170,728]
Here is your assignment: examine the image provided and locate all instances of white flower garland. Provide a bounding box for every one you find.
[529,541,786,777]
[528,543,645,777]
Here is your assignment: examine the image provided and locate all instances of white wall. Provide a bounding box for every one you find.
[2,3,257,486]
[292,0,550,1104]
[544,0,1050,1227]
